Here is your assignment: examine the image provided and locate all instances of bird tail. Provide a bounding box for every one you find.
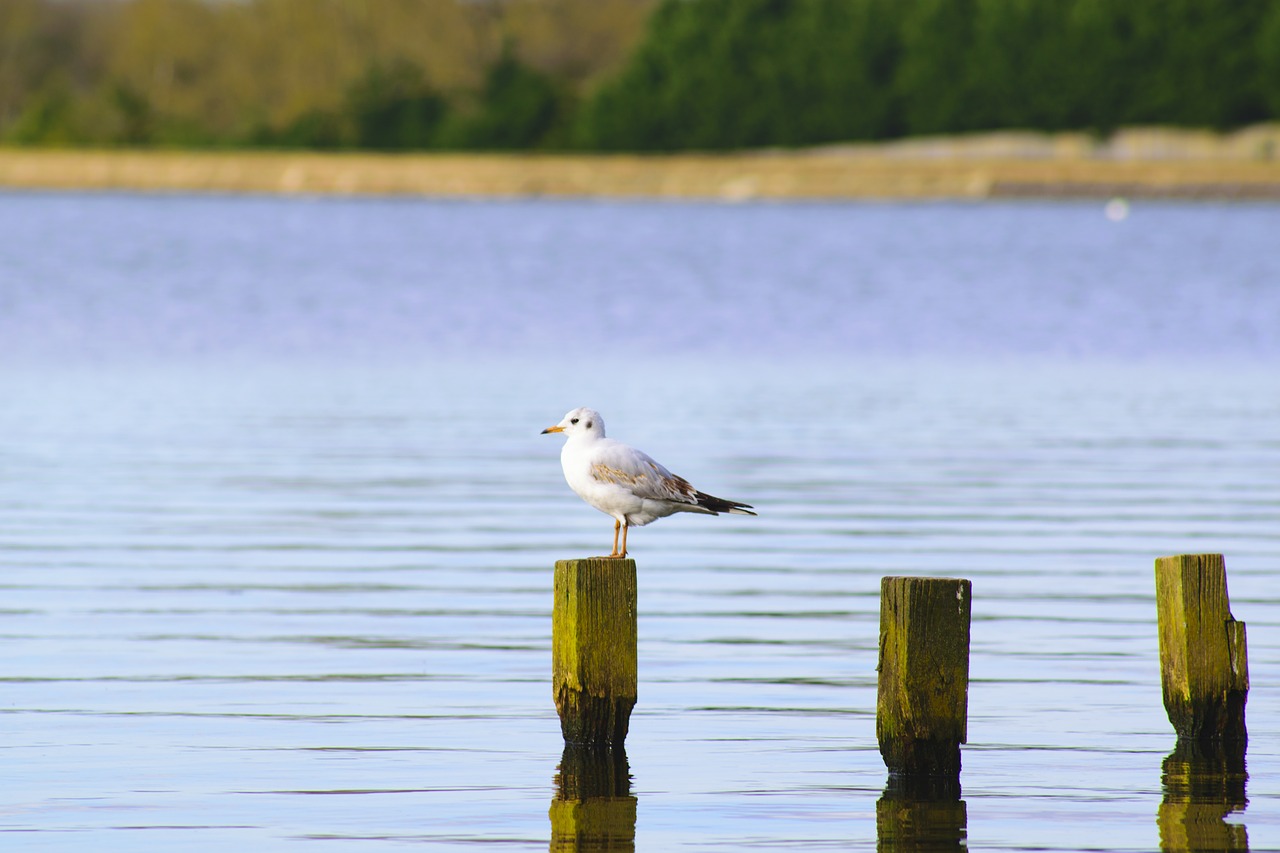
[694,491,757,516]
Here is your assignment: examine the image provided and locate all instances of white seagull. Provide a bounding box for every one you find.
[541,407,756,558]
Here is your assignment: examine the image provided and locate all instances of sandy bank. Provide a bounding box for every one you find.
[3,127,1279,201]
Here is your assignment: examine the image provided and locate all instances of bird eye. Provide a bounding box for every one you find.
[586,421,593,429]
[570,418,579,425]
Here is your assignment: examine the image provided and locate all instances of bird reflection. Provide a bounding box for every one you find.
[876,774,966,852]
[550,745,635,852]
[1159,739,1248,852]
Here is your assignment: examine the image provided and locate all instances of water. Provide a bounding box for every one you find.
[1,191,1278,851]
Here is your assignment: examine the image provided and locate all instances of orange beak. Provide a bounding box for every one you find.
[541,425,564,434]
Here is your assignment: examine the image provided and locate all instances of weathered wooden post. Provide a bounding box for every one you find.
[1154,554,1248,743]
[553,558,638,748]
[549,745,636,851]
[877,576,972,780]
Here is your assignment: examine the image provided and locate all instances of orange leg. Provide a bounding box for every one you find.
[609,519,622,557]
[618,521,629,559]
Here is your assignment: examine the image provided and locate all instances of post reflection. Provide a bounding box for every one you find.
[549,745,636,852]
[1158,739,1248,852]
[876,774,967,852]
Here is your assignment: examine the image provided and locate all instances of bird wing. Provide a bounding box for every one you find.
[589,440,700,506]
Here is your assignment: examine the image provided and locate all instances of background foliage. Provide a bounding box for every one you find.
[2,0,1279,151]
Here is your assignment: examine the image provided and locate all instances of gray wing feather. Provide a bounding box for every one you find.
[590,441,699,505]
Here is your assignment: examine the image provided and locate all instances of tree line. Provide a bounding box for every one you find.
[0,0,655,149]
[579,0,1280,150]
[3,0,1279,152]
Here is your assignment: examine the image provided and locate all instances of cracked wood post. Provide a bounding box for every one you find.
[553,558,637,748]
[877,576,972,780]
[1155,554,1248,743]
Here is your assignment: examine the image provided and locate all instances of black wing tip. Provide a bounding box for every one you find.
[695,491,757,516]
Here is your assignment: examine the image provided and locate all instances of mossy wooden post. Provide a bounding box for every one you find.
[877,576,971,779]
[1155,554,1248,743]
[553,558,638,748]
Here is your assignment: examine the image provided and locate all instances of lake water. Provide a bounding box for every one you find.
[1,191,1278,851]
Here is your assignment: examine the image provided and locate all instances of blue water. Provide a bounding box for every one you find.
[0,191,1278,851]
[2,194,1277,364]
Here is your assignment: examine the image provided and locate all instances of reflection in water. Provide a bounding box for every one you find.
[550,746,635,852]
[876,774,966,852]
[1158,739,1248,852]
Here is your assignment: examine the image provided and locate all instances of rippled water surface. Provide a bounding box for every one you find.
[1,192,1278,851]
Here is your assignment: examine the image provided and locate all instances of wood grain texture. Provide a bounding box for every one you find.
[877,576,972,778]
[1155,554,1249,742]
[553,559,638,748]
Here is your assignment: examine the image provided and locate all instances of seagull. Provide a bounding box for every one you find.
[541,407,756,558]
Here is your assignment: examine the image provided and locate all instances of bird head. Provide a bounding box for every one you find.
[541,407,605,439]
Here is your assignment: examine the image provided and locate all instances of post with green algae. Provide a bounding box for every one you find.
[877,576,972,780]
[1155,553,1248,743]
[552,558,638,748]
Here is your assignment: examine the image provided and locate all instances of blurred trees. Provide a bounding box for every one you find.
[0,0,652,148]
[0,0,1278,150]
[573,0,903,150]
[578,0,1280,150]
[1,0,115,144]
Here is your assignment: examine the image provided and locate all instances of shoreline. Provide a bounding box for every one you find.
[3,128,1279,201]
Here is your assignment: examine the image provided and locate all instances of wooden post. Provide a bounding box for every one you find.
[877,576,971,779]
[553,558,638,748]
[549,745,636,851]
[1154,554,1248,743]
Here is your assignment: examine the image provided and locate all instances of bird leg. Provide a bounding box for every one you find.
[602,519,629,559]
[609,519,622,557]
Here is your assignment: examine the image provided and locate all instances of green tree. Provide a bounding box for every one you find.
[257,108,348,149]
[1059,0,1128,133]
[893,0,981,135]
[964,0,1076,130]
[577,0,904,151]
[347,59,448,149]
[1261,3,1280,124]
[105,81,154,144]
[7,81,78,144]
[1150,0,1270,127]
[786,0,902,141]
[0,0,113,143]
[447,49,566,149]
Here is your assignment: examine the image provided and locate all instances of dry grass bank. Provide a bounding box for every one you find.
[2,127,1279,200]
